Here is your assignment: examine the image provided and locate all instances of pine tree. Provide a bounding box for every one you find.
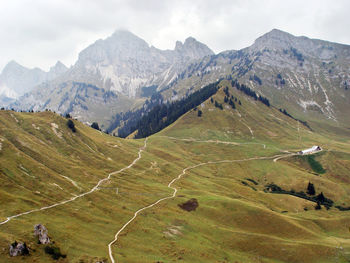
[307,182,315,195]
[67,119,76,132]
[197,110,202,117]
[315,202,322,210]
[91,122,100,130]
[316,192,325,203]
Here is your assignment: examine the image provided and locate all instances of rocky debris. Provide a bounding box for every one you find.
[9,241,29,256]
[163,225,183,238]
[34,224,50,244]
[51,123,63,138]
[178,198,199,212]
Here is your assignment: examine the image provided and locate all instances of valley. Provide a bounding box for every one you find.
[0,79,349,262]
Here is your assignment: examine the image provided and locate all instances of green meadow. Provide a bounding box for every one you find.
[0,81,349,262]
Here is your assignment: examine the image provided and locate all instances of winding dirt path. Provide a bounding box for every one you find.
[108,151,287,263]
[0,138,148,226]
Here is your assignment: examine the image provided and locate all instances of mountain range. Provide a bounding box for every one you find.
[1,29,350,263]
[4,29,350,133]
[0,61,68,106]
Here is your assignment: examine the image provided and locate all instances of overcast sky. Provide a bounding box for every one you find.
[0,0,349,72]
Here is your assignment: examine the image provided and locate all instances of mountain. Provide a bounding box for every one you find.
[160,29,350,132]
[11,30,214,129]
[74,30,214,97]
[11,29,350,133]
[0,61,68,107]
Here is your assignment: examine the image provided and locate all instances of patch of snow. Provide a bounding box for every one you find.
[298,100,322,112]
[294,73,305,89]
[307,79,313,94]
[166,72,178,86]
[286,73,297,89]
[316,80,337,121]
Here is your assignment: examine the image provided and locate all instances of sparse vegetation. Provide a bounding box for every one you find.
[306,155,326,174]
[246,178,258,185]
[279,108,312,130]
[290,47,304,62]
[231,79,270,107]
[265,183,333,209]
[44,245,66,260]
[214,100,223,110]
[134,81,220,138]
[250,74,262,85]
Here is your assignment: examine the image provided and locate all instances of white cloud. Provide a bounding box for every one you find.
[0,0,349,72]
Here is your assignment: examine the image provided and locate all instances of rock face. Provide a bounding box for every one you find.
[9,241,29,256]
[10,29,350,130]
[161,29,350,127]
[34,224,50,244]
[73,30,214,97]
[11,30,213,128]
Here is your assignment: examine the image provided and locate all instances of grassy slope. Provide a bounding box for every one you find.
[113,81,350,263]
[0,79,349,263]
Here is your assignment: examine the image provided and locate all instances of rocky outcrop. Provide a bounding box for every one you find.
[9,241,29,256]
[34,224,50,244]
[178,198,199,211]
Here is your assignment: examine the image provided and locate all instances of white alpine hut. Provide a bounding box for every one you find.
[298,146,322,155]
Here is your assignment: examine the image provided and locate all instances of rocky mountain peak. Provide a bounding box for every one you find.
[2,60,28,75]
[251,28,350,60]
[111,29,148,44]
[252,28,297,51]
[175,36,214,59]
[77,30,151,66]
[49,61,68,75]
[0,60,68,106]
